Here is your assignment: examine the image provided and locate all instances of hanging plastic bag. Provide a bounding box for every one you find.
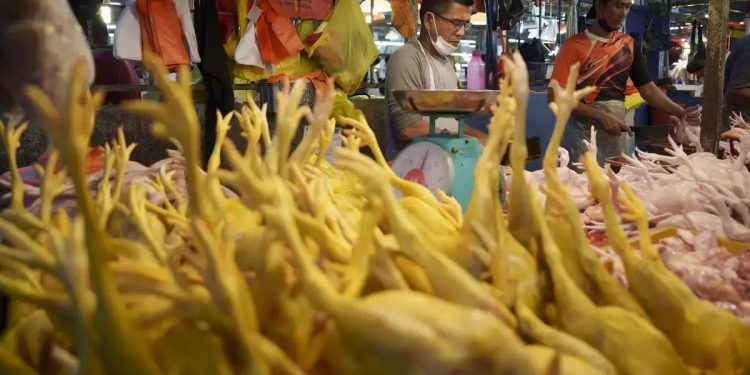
[173,0,201,64]
[307,0,378,94]
[519,38,546,63]
[233,13,320,82]
[306,0,378,93]
[230,0,265,81]
[235,1,273,70]
[495,0,525,31]
[391,0,416,38]
[255,0,305,64]
[135,0,190,68]
[114,0,142,61]
[687,21,705,74]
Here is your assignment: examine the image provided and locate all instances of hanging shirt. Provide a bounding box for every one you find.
[173,0,201,64]
[550,30,652,104]
[136,0,190,68]
[114,0,142,61]
[116,0,200,64]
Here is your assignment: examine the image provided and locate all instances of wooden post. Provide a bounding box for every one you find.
[700,0,730,154]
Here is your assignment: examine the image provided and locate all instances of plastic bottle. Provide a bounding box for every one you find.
[466,50,486,90]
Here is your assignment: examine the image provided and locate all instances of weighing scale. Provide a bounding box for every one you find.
[391,89,501,211]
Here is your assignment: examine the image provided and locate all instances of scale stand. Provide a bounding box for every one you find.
[390,89,503,211]
[392,112,482,210]
[427,113,467,137]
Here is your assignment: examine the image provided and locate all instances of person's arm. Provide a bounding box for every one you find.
[637,81,685,117]
[546,39,628,136]
[573,100,632,136]
[386,50,428,141]
[387,47,486,143]
[397,119,429,141]
[629,41,690,119]
[547,85,631,136]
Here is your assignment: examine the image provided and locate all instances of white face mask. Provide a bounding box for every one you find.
[427,13,458,56]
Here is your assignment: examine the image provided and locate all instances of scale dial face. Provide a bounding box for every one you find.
[390,141,454,195]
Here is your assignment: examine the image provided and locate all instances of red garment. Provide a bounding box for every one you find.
[216,0,237,44]
[254,0,304,64]
[136,0,190,68]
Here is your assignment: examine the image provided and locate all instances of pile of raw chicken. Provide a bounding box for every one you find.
[1,52,750,375]
[523,99,750,322]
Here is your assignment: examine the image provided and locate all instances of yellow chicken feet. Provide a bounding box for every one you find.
[335,147,517,327]
[530,166,688,375]
[585,153,750,371]
[26,58,162,375]
[517,303,616,375]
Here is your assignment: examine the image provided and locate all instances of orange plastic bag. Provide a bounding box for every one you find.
[255,0,305,64]
[392,0,416,38]
[307,0,378,93]
[136,0,189,69]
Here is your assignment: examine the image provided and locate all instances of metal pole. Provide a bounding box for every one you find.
[539,0,543,38]
[557,0,562,46]
[485,0,498,89]
[700,0,730,154]
[369,0,375,88]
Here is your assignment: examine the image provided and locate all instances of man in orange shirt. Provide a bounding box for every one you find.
[549,0,700,164]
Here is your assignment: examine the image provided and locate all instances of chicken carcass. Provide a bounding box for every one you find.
[655,211,727,238]
[523,147,593,210]
[652,231,750,322]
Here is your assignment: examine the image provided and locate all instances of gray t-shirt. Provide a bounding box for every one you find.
[384,39,458,159]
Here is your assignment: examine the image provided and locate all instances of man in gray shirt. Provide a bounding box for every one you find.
[384,0,487,159]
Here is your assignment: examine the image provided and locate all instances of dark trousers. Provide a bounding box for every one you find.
[0,293,7,333]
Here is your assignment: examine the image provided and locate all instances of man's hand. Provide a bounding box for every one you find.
[680,105,701,126]
[596,111,633,136]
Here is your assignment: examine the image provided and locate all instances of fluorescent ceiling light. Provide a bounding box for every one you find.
[100,5,112,24]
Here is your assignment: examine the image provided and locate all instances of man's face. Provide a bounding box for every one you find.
[597,0,632,32]
[426,2,472,46]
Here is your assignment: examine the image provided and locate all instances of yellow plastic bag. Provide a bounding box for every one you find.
[624,92,646,110]
[307,0,378,93]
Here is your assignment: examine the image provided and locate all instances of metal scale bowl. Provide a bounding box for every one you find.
[391,89,500,210]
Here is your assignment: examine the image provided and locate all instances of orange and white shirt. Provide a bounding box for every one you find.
[551,30,652,104]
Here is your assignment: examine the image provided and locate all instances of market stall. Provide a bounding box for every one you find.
[1,0,750,373]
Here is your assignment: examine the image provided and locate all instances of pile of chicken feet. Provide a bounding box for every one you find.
[0,52,750,374]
